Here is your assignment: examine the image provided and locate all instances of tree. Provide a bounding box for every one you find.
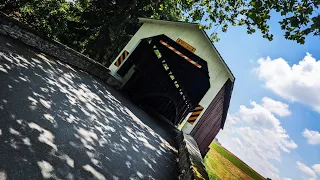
[183,0,320,44]
[1,0,188,65]
[75,0,187,64]
[0,0,29,14]
[7,0,319,64]
[18,0,73,39]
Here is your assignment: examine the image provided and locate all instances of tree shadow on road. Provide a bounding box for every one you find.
[0,35,179,180]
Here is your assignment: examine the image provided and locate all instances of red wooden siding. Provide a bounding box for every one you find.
[190,79,233,156]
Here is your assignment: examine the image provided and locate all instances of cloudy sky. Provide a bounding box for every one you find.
[207,11,320,180]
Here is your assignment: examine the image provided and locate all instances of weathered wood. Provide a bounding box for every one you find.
[191,83,226,156]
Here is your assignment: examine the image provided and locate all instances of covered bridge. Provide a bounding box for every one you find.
[108,18,235,156]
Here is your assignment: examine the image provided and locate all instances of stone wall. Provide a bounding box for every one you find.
[177,133,209,180]
[0,12,116,84]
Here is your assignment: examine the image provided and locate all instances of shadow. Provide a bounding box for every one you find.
[0,35,179,180]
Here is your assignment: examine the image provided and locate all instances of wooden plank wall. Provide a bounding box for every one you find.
[190,83,226,156]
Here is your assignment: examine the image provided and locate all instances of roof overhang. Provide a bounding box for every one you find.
[139,17,199,28]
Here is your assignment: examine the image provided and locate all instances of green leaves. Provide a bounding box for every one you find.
[183,0,320,44]
[249,1,256,6]
[159,4,164,11]
[3,0,320,61]
[3,0,186,65]
[222,24,228,32]
[191,9,204,21]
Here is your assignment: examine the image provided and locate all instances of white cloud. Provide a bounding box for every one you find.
[217,97,297,180]
[302,129,320,145]
[312,164,320,175]
[296,161,317,180]
[262,97,291,117]
[283,178,292,180]
[256,53,320,112]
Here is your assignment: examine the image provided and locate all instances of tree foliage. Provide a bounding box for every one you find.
[184,0,320,44]
[1,0,319,65]
[1,0,187,65]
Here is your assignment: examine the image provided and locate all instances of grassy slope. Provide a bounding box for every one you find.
[206,143,265,180]
[204,155,221,180]
[205,145,254,180]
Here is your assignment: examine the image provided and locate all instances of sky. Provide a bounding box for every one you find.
[207,12,320,180]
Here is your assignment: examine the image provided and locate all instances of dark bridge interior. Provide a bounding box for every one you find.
[119,35,210,126]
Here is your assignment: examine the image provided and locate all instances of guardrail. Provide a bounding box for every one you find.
[177,132,209,180]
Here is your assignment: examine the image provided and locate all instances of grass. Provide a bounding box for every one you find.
[204,156,221,180]
[205,142,265,180]
[177,119,188,130]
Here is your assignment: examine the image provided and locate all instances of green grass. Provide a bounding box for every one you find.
[204,157,221,180]
[205,146,252,180]
[208,173,221,180]
[210,143,265,180]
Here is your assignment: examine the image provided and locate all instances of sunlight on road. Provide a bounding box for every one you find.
[0,35,179,179]
[0,169,7,180]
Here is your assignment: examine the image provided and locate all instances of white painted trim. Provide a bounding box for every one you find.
[137,18,235,81]
[199,30,235,82]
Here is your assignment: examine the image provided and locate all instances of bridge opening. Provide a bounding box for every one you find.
[117,35,210,126]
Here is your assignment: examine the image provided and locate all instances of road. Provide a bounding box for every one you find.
[0,35,179,180]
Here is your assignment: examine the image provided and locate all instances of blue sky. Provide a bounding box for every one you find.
[207,12,320,180]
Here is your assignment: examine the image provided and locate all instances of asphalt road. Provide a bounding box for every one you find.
[0,35,179,180]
